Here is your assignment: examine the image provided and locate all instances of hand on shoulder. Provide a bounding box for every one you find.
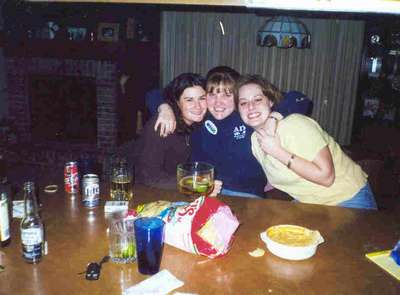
[154,103,176,137]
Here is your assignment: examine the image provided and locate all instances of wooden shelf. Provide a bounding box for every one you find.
[28,0,245,6]
[5,39,127,61]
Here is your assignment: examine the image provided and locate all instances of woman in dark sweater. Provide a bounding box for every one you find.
[134,73,221,193]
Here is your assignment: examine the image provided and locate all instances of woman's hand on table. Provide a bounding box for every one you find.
[154,103,176,137]
[209,180,223,197]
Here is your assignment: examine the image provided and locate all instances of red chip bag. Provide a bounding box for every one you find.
[164,196,240,258]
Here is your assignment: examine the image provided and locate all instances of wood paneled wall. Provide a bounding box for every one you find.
[160,10,365,144]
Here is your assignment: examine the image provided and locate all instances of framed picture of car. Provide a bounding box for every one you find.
[97,22,119,42]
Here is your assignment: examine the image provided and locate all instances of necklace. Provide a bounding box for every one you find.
[185,134,190,147]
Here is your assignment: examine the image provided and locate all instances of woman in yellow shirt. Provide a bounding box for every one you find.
[235,75,377,209]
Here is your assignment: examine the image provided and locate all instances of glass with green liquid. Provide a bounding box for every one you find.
[109,218,136,263]
[177,162,214,198]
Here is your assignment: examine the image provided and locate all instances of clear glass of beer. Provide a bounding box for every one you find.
[177,162,214,199]
[110,159,133,201]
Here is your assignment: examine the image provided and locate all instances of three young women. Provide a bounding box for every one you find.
[150,66,312,198]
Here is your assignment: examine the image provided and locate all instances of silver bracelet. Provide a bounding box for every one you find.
[287,154,295,169]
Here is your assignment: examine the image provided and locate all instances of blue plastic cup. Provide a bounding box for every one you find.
[134,217,165,275]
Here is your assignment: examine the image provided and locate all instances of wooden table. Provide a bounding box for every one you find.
[1,184,399,294]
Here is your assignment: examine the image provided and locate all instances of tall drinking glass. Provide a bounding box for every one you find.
[177,162,214,199]
[110,160,133,201]
[134,217,165,275]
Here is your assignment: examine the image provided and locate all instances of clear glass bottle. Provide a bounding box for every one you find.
[0,191,11,247]
[20,182,43,263]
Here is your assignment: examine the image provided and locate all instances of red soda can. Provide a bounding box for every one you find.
[64,161,79,194]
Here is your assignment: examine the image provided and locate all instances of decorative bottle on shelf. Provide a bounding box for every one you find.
[0,191,11,247]
[20,181,44,263]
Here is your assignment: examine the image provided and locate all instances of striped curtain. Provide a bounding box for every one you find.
[160,11,365,144]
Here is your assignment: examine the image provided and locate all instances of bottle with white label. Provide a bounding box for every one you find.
[0,192,10,247]
[20,181,43,263]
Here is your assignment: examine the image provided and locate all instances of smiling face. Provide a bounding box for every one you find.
[237,83,274,130]
[177,85,208,125]
[206,83,236,120]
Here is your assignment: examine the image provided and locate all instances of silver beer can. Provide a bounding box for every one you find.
[82,174,100,207]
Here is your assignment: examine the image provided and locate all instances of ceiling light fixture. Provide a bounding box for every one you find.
[257,16,311,49]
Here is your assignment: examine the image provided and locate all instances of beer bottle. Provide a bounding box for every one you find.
[20,181,43,263]
[0,192,11,247]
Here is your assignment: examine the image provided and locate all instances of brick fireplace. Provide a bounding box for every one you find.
[6,56,119,166]
[2,3,161,173]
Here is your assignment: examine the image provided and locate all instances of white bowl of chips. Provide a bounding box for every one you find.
[260,224,324,261]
